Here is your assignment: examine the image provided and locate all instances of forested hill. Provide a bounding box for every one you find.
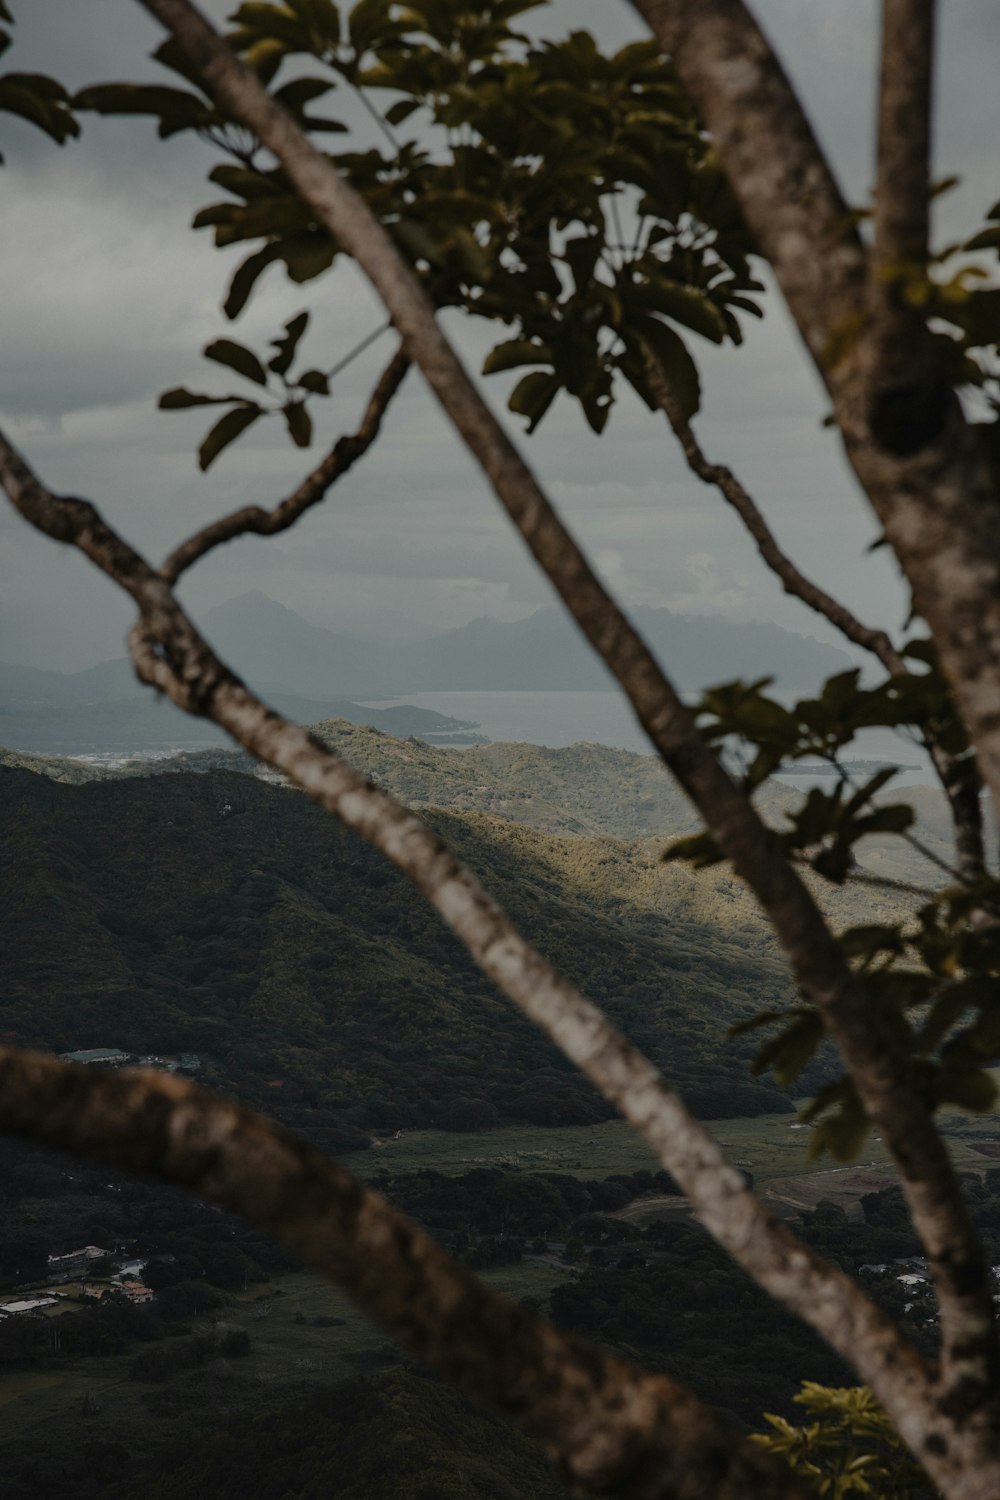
[2,717,956,873]
[0,726,738,838]
[2,762,801,1137]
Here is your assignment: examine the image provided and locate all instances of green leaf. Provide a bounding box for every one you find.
[224,243,284,319]
[508,371,560,433]
[348,0,393,52]
[281,233,337,284]
[0,74,79,144]
[283,401,313,447]
[838,925,904,965]
[482,339,553,376]
[159,388,246,409]
[935,1065,998,1113]
[273,76,335,110]
[268,310,309,376]
[806,1085,870,1162]
[842,765,898,817]
[298,369,330,395]
[633,317,700,419]
[385,98,420,127]
[661,832,722,868]
[628,277,727,343]
[562,234,602,294]
[751,1013,825,1085]
[852,804,915,837]
[73,82,208,127]
[965,226,1000,254]
[204,338,269,386]
[198,404,263,470]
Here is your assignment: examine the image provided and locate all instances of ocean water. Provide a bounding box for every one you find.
[360,689,936,790]
[361,690,653,754]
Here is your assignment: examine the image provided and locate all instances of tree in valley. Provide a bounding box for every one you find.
[2,1,1000,1495]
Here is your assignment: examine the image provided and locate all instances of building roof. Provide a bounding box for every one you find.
[1,1298,58,1314]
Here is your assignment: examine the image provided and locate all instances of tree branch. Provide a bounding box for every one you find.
[0,1047,809,1500]
[628,0,1000,932]
[643,349,904,673]
[870,0,937,410]
[643,347,987,886]
[0,428,949,1486]
[124,0,1000,1418]
[162,346,409,583]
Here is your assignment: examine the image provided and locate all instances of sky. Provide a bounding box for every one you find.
[0,0,996,671]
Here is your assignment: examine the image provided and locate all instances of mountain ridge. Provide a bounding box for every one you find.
[0,593,853,753]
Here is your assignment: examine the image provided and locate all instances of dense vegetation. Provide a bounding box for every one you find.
[1,759,808,1135]
[0,739,963,1497]
[4,1141,977,1499]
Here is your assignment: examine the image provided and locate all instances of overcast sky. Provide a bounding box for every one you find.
[0,0,996,670]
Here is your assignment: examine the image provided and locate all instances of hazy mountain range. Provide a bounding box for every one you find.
[0,590,851,752]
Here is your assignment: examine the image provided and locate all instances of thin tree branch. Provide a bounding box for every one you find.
[643,350,904,673]
[0,1047,809,1500]
[0,430,950,1488]
[126,0,1000,1419]
[162,346,409,583]
[642,346,987,885]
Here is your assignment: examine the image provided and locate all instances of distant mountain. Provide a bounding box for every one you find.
[198,591,852,697]
[0,593,851,753]
[199,591,395,698]
[400,607,852,694]
[0,653,481,754]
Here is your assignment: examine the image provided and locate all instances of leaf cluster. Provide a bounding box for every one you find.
[753,1382,924,1498]
[0,2,79,163]
[160,311,330,467]
[663,653,1000,1155]
[74,0,762,464]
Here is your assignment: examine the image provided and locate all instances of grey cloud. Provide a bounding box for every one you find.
[0,0,992,674]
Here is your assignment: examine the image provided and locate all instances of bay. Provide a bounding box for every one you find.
[361,689,936,790]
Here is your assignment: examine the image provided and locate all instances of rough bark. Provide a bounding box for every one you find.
[870,0,937,415]
[0,1047,809,1500]
[131,0,1000,1423]
[163,347,409,582]
[0,428,952,1487]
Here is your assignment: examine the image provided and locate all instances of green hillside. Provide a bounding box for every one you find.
[1,762,802,1135]
[1,727,699,836]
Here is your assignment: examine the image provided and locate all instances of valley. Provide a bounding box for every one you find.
[0,719,973,1499]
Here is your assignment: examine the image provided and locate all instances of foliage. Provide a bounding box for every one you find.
[158,311,330,467]
[74,0,760,463]
[662,648,1000,1159]
[0,2,79,164]
[753,1383,926,1499]
[0,760,798,1135]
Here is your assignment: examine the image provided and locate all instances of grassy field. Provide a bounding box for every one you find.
[341,1111,849,1189]
[343,1107,1000,1220]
